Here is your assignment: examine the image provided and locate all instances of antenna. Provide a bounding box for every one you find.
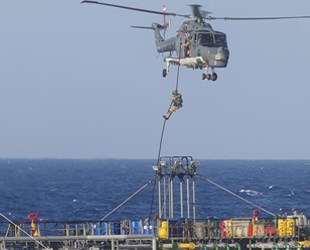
[162,5,171,39]
[163,5,166,39]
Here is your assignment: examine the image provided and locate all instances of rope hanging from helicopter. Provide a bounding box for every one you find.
[100,12,183,221]
[149,36,184,219]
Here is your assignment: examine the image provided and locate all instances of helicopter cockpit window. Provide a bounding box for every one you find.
[197,33,214,46]
[214,34,227,47]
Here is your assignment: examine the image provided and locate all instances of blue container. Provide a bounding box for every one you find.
[112,221,121,235]
[100,222,108,235]
[95,222,100,235]
[89,222,100,235]
[131,220,141,234]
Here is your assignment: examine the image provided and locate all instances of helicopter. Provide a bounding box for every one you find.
[82,1,310,81]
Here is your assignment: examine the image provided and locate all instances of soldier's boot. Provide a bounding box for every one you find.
[163,111,172,120]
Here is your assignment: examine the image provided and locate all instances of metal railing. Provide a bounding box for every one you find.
[1,216,309,241]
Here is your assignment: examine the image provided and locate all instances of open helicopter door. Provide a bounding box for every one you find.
[190,33,197,58]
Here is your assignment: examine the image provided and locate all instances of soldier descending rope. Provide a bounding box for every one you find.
[163,90,183,120]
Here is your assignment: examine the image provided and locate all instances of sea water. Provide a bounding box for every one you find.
[0,159,309,222]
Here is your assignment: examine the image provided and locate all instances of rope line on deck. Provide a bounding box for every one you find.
[0,212,48,249]
[197,173,276,218]
[101,176,156,221]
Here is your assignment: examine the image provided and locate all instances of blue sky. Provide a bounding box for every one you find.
[1,0,310,159]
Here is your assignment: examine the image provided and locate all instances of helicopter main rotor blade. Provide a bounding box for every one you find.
[205,15,310,21]
[131,25,153,30]
[81,1,191,18]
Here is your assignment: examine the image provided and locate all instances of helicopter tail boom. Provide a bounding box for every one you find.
[152,23,176,53]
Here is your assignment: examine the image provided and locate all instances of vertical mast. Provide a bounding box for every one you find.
[186,173,190,218]
[158,177,162,218]
[180,179,184,218]
[153,157,199,220]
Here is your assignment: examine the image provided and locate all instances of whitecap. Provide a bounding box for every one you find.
[206,216,219,219]
[239,189,263,196]
[288,191,295,196]
[73,199,78,203]
[268,185,274,190]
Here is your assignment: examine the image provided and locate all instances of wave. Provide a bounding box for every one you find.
[287,191,295,196]
[239,189,263,196]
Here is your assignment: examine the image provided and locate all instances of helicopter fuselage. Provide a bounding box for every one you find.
[154,20,229,80]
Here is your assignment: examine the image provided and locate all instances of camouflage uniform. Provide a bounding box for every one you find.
[183,35,192,57]
[163,90,183,120]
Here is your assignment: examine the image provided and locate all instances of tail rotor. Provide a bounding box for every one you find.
[163,5,171,39]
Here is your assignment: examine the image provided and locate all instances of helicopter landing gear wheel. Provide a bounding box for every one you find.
[210,67,217,81]
[163,69,167,78]
[202,65,211,81]
[211,73,217,81]
[163,61,170,78]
